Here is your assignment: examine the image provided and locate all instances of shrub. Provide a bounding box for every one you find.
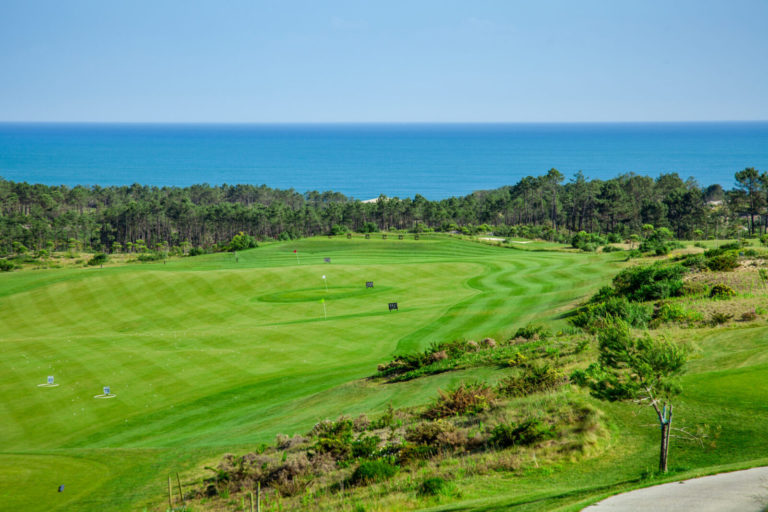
[513,323,551,340]
[429,350,448,363]
[652,301,703,326]
[489,419,555,448]
[680,253,707,270]
[376,353,429,376]
[329,224,349,235]
[590,285,616,303]
[706,252,739,272]
[506,351,527,367]
[571,297,652,332]
[359,222,379,234]
[314,437,352,461]
[87,253,108,266]
[424,382,496,419]
[397,443,438,464]
[740,311,758,322]
[680,281,708,296]
[602,245,622,253]
[571,231,606,251]
[611,263,686,301]
[481,337,497,348]
[709,284,736,299]
[350,435,381,459]
[0,259,15,272]
[137,252,164,262]
[497,364,567,397]
[312,418,354,460]
[418,477,452,496]
[349,460,398,485]
[188,247,206,256]
[406,421,453,446]
[709,312,734,326]
[228,231,257,251]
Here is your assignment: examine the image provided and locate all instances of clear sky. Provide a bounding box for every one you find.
[1,0,766,123]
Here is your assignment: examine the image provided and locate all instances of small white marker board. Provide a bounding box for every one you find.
[94,385,116,399]
[38,375,59,387]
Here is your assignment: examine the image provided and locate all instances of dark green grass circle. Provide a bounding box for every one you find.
[255,285,390,303]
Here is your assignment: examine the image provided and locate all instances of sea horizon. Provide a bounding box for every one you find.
[2,121,767,199]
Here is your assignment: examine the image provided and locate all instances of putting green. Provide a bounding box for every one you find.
[0,236,621,510]
[256,285,391,303]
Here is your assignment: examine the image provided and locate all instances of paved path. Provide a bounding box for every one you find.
[584,466,768,512]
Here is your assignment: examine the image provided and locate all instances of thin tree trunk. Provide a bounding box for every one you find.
[659,421,669,472]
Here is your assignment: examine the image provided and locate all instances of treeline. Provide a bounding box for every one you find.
[0,167,765,254]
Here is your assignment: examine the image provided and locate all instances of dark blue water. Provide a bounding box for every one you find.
[1,122,766,199]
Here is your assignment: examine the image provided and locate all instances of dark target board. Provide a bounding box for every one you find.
[366,281,374,288]
[388,302,398,311]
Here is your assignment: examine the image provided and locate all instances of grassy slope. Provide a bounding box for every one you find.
[0,236,617,511]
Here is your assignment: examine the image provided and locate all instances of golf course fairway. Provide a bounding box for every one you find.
[6,236,768,511]
[0,237,618,510]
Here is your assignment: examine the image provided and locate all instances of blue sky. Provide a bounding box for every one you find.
[1,0,766,122]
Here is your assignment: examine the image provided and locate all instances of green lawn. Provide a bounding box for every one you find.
[0,236,620,511]
[3,237,768,511]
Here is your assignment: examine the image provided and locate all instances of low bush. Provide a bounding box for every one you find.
[710,283,736,299]
[651,301,703,326]
[680,253,707,270]
[513,323,551,340]
[570,297,652,332]
[228,231,257,251]
[312,418,354,460]
[571,231,606,251]
[137,252,164,262]
[350,434,381,459]
[489,419,555,448]
[418,477,452,496]
[0,259,15,272]
[612,263,686,301]
[349,460,398,485]
[706,252,739,272]
[704,243,740,258]
[709,312,734,326]
[376,353,429,377]
[680,281,708,296]
[87,253,108,266]
[602,245,622,253]
[406,421,453,446]
[497,364,567,397]
[740,311,758,322]
[397,443,438,464]
[506,351,527,367]
[424,382,496,419]
[481,337,497,348]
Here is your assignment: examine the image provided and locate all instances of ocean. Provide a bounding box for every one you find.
[1,122,766,199]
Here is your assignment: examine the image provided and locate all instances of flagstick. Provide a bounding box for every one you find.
[296,252,300,264]
[322,300,327,319]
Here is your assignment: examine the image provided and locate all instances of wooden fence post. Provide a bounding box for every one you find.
[176,473,184,506]
[167,475,173,510]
